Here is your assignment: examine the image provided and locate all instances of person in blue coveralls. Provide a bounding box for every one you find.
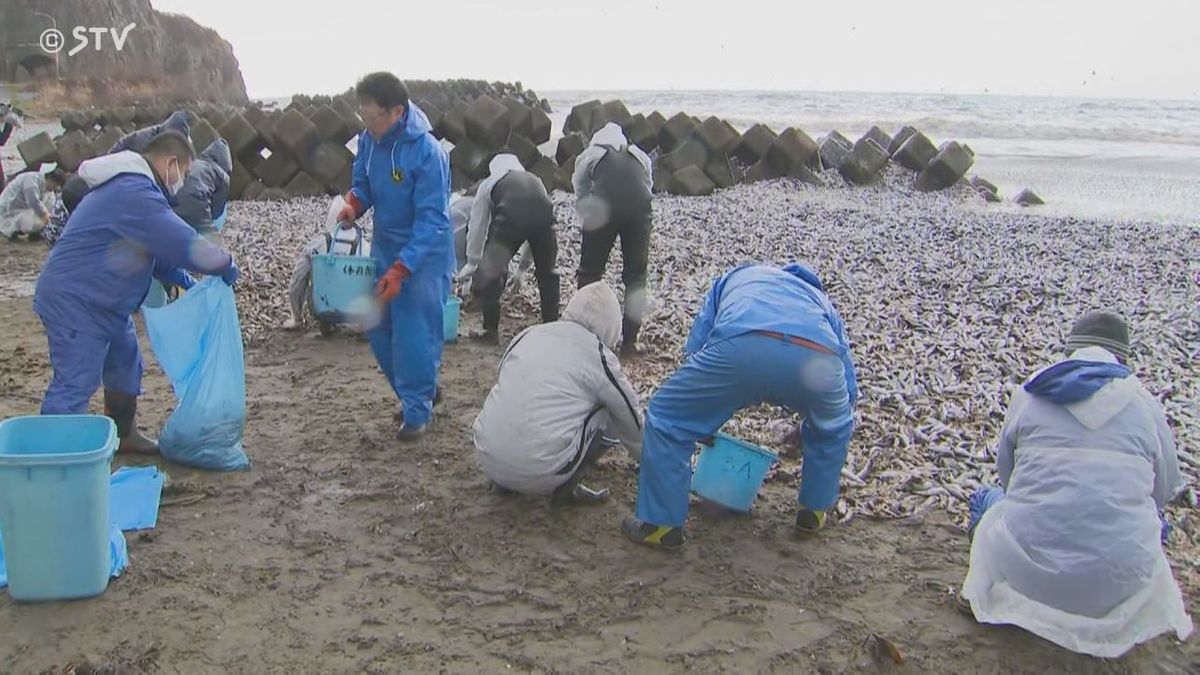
[623,263,859,548]
[337,73,454,442]
[33,131,240,454]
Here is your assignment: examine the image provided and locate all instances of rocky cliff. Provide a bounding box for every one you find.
[1,0,247,107]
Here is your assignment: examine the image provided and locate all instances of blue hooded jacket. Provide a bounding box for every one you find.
[350,103,453,276]
[34,151,233,335]
[685,263,859,404]
[1024,360,1132,404]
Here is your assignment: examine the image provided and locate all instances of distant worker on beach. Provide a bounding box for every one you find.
[572,123,653,358]
[337,72,453,441]
[456,154,560,344]
[33,132,239,454]
[0,101,21,191]
[959,311,1192,658]
[623,263,858,549]
[0,164,66,240]
[452,193,534,295]
[471,282,643,504]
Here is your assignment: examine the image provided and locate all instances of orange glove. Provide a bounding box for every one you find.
[375,262,410,303]
[338,192,364,228]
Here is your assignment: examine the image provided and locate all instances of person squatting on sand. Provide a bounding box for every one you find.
[0,163,65,240]
[33,131,239,454]
[959,310,1192,658]
[572,122,654,358]
[455,154,560,344]
[623,263,859,549]
[338,72,454,442]
[471,282,642,505]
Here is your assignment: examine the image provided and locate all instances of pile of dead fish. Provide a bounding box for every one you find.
[219,169,1198,582]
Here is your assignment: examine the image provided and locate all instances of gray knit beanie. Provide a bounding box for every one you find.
[1065,311,1131,362]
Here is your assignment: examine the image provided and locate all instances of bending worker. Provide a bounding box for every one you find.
[624,263,858,548]
[338,72,453,441]
[472,282,642,504]
[960,311,1191,658]
[456,154,559,344]
[34,132,239,454]
[0,164,65,240]
[573,123,653,357]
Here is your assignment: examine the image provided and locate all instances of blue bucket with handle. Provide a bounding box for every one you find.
[443,296,461,342]
[691,433,778,512]
[311,225,376,325]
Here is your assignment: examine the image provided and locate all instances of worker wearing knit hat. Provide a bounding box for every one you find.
[1065,310,1131,362]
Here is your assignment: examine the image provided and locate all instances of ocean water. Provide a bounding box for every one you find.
[542,90,1200,224]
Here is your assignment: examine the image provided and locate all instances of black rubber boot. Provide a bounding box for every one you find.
[537,271,561,324]
[104,390,159,454]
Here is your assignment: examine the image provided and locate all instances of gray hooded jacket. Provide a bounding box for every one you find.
[472,283,644,494]
[174,139,232,231]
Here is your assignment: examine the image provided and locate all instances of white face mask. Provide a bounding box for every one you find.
[167,159,185,196]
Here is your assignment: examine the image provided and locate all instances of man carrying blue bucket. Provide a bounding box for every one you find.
[337,73,454,441]
[623,263,858,548]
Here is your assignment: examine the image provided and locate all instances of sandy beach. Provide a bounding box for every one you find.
[0,165,1196,672]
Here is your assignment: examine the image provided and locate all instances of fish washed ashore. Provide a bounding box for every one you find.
[225,167,1200,594]
[0,166,1196,672]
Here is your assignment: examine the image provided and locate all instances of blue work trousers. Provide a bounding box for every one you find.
[39,315,143,414]
[636,332,854,527]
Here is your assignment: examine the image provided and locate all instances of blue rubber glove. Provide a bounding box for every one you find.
[221,262,240,287]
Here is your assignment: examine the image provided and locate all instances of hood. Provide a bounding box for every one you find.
[199,138,232,174]
[77,151,155,189]
[162,110,191,138]
[563,282,622,350]
[590,123,629,151]
[782,263,826,292]
[488,153,523,177]
[379,102,434,144]
[1024,346,1138,429]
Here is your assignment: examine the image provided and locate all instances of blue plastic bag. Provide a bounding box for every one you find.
[143,277,249,470]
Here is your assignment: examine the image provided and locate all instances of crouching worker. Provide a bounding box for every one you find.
[33,132,240,453]
[173,139,232,233]
[471,282,643,505]
[284,196,372,330]
[960,311,1192,658]
[624,263,858,548]
[456,154,559,344]
[0,164,66,240]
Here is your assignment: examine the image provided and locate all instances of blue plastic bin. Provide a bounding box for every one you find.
[443,296,461,343]
[691,433,778,512]
[0,415,117,601]
[311,253,377,324]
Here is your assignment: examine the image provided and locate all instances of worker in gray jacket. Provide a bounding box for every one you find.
[572,123,654,357]
[472,282,642,504]
[456,154,560,344]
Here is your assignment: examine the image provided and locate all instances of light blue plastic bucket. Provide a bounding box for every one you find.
[691,433,778,512]
[142,279,168,309]
[443,296,461,343]
[0,415,117,601]
[311,253,377,324]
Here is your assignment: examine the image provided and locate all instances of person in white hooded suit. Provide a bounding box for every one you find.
[472,282,643,505]
[961,310,1192,658]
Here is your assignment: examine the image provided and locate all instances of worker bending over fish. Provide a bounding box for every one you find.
[573,123,653,357]
[34,132,239,453]
[960,310,1191,658]
[624,263,858,548]
[456,154,559,344]
[472,283,643,504]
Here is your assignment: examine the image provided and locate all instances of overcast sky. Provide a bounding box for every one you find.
[151,0,1199,100]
